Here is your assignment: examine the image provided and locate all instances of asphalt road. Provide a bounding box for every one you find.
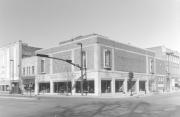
[1,93,180,117]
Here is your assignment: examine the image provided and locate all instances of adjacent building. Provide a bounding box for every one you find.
[148,46,180,92]
[0,41,40,93]
[21,56,39,93]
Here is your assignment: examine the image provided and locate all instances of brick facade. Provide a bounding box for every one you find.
[114,49,146,73]
[34,34,159,96]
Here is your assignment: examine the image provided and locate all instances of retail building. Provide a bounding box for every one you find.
[34,34,161,96]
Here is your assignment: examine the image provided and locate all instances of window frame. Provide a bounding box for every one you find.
[149,59,153,73]
[40,59,45,74]
[103,49,111,69]
[23,67,25,76]
[32,66,35,75]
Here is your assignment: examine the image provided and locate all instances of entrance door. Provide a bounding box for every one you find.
[139,81,145,91]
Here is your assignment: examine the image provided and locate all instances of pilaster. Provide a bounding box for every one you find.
[145,79,149,93]
[94,44,100,71]
[146,55,149,74]
[50,80,54,93]
[71,79,76,95]
[136,79,139,94]
[94,72,101,96]
[35,78,39,95]
[49,54,53,74]
[153,58,156,74]
[112,48,115,71]
[123,79,127,94]
[111,78,115,94]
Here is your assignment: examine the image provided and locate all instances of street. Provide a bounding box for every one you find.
[1,93,180,117]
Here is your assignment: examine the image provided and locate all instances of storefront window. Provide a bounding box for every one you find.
[76,81,81,93]
[54,82,71,93]
[128,81,136,92]
[39,82,50,93]
[115,80,124,92]
[139,81,145,91]
[76,80,94,93]
[0,85,9,91]
[24,83,35,92]
[23,78,35,92]
[83,80,94,93]
[101,80,111,93]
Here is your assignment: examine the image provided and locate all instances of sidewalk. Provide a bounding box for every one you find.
[0,90,179,100]
[0,93,39,100]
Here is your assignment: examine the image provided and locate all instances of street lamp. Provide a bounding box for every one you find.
[149,72,154,92]
[77,43,84,96]
[10,59,14,94]
[166,52,174,92]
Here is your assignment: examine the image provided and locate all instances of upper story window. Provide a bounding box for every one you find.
[23,67,25,75]
[149,59,153,73]
[32,66,35,75]
[104,49,111,69]
[41,59,45,73]
[26,67,28,75]
[82,51,87,68]
[28,66,31,75]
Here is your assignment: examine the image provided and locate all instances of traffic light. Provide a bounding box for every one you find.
[36,54,49,57]
[66,60,72,63]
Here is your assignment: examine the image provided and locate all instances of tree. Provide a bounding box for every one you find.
[128,72,134,96]
[63,65,75,96]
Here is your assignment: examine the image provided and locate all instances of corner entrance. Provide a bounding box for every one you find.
[139,81,146,91]
[101,80,111,93]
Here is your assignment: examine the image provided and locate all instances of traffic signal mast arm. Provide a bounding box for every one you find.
[36,54,81,69]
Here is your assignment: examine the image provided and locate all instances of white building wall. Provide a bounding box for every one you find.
[0,41,21,86]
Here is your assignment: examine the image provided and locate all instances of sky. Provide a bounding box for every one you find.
[0,0,180,51]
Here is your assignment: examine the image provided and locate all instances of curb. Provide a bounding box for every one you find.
[0,91,179,100]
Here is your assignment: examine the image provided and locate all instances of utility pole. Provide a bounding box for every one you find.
[77,43,83,96]
[10,59,14,94]
[166,52,174,92]
[128,72,134,96]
